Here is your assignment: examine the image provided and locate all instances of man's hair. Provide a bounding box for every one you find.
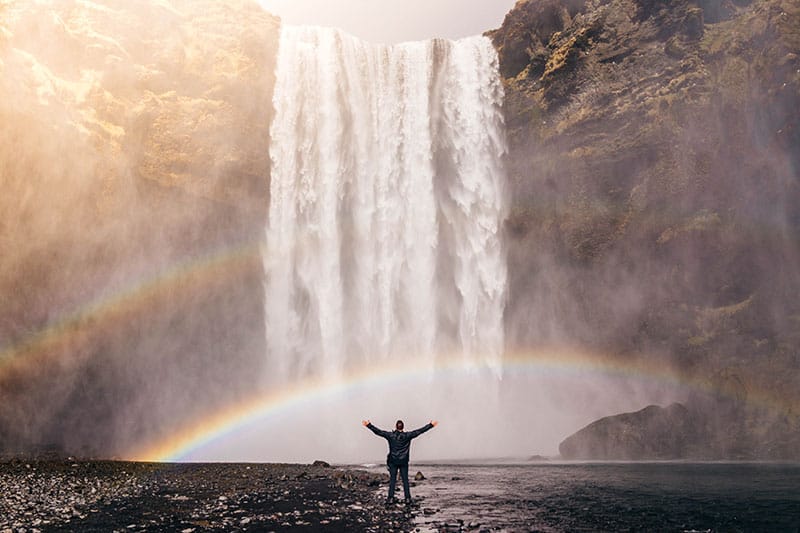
[395,420,404,431]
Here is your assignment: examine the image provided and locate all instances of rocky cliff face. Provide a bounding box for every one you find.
[1,0,797,460]
[0,0,278,456]
[491,0,800,458]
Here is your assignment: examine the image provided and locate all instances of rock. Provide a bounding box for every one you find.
[414,471,425,481]
[493,0,800,460]
[311,460,331,468]
[559,403,702,459]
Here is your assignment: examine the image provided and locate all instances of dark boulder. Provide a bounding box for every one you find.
[559,403,702,460]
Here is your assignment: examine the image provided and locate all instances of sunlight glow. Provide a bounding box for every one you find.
[257,0,516,43]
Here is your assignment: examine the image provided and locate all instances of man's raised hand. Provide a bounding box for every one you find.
[431,420,438,427]
[362,420,370,427]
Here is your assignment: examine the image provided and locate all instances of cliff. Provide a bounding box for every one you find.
[492,0,800,458]
[0,0,278,456]
[1,0,798,460]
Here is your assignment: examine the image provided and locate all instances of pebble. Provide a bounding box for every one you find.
[0,461,414,531]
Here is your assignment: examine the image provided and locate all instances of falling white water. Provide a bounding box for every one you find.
[264,26,508,381]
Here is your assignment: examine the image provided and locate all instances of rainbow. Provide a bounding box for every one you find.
[2,241,795,463]
[0,240,262,378]
[130,349,797,463]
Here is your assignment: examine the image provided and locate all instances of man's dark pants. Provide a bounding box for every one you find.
[387,461,410,501]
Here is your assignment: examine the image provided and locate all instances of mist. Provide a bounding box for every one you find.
[0,0,279,457]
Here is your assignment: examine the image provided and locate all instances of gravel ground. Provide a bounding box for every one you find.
[0,460,430,532]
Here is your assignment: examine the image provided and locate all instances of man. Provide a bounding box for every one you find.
[362,418,438,504]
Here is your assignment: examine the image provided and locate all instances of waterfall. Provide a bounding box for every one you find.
[264,26,508,381]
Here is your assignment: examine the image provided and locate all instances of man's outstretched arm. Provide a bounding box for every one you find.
[407,420,438,439]
[362,419,392,438]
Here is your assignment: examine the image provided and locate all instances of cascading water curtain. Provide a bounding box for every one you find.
[265,26,508,380]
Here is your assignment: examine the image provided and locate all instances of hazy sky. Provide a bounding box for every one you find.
[257,0,516,43]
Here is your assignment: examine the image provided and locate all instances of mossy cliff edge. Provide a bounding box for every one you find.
[491,0,799,458]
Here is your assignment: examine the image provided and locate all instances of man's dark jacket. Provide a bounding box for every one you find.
[367,422,434,465]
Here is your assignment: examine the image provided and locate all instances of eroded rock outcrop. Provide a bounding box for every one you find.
[559,403,700,459]
[560,396,800,460]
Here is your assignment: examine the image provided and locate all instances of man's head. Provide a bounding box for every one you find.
[395,420,404,431]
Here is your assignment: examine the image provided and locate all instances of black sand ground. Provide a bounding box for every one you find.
[0,460,428,532]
